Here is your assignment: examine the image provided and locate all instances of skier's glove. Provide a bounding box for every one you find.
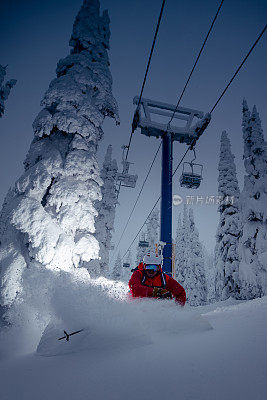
[152,288,173,299]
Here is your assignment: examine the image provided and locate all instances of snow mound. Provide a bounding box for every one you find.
[202,295,267,316]
[36,285,213,357]
[37,319,150,357]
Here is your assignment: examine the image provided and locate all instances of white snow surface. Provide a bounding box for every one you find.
[0,272,266,400]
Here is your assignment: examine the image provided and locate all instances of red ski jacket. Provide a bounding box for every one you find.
[129,263,186,306]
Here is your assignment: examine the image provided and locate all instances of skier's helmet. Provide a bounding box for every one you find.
[143,251,162,271]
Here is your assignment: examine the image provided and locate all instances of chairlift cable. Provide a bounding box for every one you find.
[168,0,224,126]
[122,20,267,258]
[122,145,190,260]
[136,0,167,110]
[125,0,166,162]
[111,142,162,263]
[119,11,266,260]
[172,24,266,180]
[116,0,166,200]
[118,1,224,260]
[122,198,161,261]
[210,23,266,114]
[125,0,166,160]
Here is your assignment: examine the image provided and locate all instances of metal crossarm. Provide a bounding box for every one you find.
[133,97,205,144]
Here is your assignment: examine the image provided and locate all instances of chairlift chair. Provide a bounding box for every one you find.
[179,148,203,189]
[123,262,130,268]
[180,162,203,189]
[116,145,138,189]
[138,239,149,248]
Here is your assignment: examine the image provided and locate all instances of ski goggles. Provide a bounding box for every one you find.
[144,264,160,271]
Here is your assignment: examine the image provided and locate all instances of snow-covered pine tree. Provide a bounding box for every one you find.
[185,208,207,306]
[238,100,267,299]
[136,209,159,265]
[175,205,188,283]
[176,205,207,306]
[121,249,132,281]
[203,246,215,303]
[87,145,118,276]
[214,130,242,300]
[124,249,132,267]
[0,65,16,117]
[136,233,148,265]
[146,208,160,250]
[174,212,182,276]
[112,252,122,280]
[0,0,119,323]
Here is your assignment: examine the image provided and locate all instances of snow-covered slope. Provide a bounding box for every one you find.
[0,289,266,400]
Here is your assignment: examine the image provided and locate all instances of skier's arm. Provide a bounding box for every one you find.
[129,271,154,298]
[166,276,186,306]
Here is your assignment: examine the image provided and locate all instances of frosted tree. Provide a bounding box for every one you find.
[185,209,207,306]
[176,206,207,306]
[112,252,122,280]
[87,145,118,276]
[121,249,132,281]
[136,209,159,264]
[174,213,182,276]
[238,100,267,299]
[175,205,188,282]
[0,65,16,117]
[124,249,132,267]
[0,0,119,324]
[203,246,215,303]
[136,233,148,264]
[214,131,242,300]
[146,208,160,250]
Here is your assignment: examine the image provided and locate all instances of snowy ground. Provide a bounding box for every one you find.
[0,280,267,400]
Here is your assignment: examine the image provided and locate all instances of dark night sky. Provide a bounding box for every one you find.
[0,0,266,259]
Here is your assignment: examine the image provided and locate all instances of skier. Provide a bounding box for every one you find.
[129,251,186,306]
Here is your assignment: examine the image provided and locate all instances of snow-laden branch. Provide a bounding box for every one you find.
[0,65,16,118]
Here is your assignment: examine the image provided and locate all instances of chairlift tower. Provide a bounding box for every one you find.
[133,97,210,276]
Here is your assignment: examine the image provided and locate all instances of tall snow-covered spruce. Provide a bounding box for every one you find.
[112,252,122,280]
[238,100,267,299]
[203,246,215,303]
[121,249,132,281]
[214,130,242,300]
[174,212,182,276]
[0,0,119,323]
[136,209,159,264]
[136,233,148,264]
[0,65,16,118]
[175,206,188,283]
[186,208,207,306]
[87,145,118,276]
[146,209,160,249]
[176,205,207,306]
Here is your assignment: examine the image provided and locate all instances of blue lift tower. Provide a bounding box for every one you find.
[133,97,210,276]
